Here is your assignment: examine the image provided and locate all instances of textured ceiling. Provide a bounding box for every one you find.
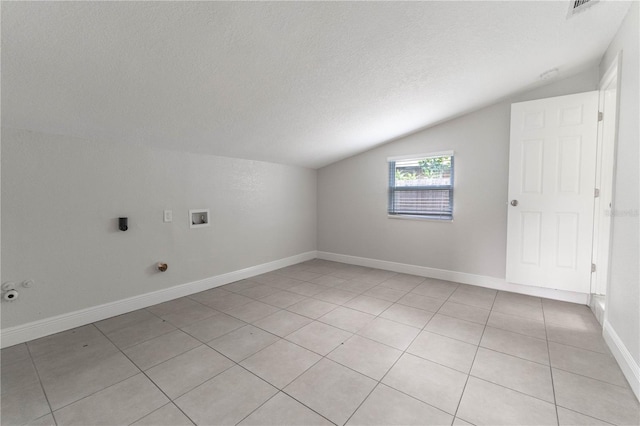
[1,1,631,168]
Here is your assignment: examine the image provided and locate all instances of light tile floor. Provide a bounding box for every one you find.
[2,260,639,426]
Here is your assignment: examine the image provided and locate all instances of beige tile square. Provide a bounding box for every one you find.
[105,317,176,349]
[546,322,609,354]
[408,331,477,373]
[457,377,557,425]
[289,282,328,296]
[287,298,339,319]
[237,285,281,300]
[480,327,549,365]
[397,293,444,312]
[340,279,379,294]
[425,314,485,345]
[25,413,57,426]
[279,270,323,282]
[284,358,377,426]
[1,343,30,367]
[343,295,393,315]
[553,368,640,425]
[28,325,114,362]
[471,348,554,402]
[363,285,407,302]
[495,291,541,308]
[1,383,50,426]
[487,311,546,339]
[549,341,627,387]
[241,340,321,388]
[238,392,332,425]
[182,313,246,342]
[1,355,41,392]
[196,291,254,311]
[310,275,348,288]
[131,403,194,426]
[347,384,453,426]
[154,303,218,328]
[448,287,496,310]
[207,325,279,362]
[259,290,307,308]
[123,329,201,370]
[287,321,352,355]
[175,366,277,425]
[542,299,600,328]
[358,317,420,350]
[38,350,139,410]
[252,310,312,337]
[438,301,490,324]
[380,303,434,328]
[378,278,422,292]
[382,353,467,415]
[410,279,458,299]
[318,306,375,333]
[263,276,305,290]
[314,288,358,305]
[556,407,613,426]
[53,374,168,426]
[492,298,544,322]
[328,335,402,380]
[222,300,281,323]
[146,345,234,399]
[94,310,157,335]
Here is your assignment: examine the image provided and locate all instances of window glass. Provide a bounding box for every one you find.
[388,154,454,220]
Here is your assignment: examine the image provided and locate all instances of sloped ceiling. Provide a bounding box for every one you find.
[1,1,631,168]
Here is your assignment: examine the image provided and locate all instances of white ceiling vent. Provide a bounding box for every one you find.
[567,0,599,18]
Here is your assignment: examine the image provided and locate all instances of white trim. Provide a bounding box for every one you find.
[317,251,589,304]
[591,52,621,296]
[387,150,454,162]
[0,251,317,348]
[603,320,640,401]
[387,215,453,223]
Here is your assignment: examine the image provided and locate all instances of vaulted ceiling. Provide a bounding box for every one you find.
[1,1,631,168]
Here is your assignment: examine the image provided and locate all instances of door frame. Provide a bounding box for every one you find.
[591,52,622,300]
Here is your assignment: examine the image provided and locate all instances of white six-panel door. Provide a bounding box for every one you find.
[506,91,599,293]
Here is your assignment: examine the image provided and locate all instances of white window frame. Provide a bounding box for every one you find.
[387,151,454,221]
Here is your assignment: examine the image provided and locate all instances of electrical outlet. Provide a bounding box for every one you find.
[164,210,173,223]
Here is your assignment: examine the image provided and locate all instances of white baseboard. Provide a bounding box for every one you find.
[0,251,317,348]
[317,251,589,304]
[603,320,640,401]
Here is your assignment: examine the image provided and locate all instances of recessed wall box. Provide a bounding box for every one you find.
[189,209,210,228]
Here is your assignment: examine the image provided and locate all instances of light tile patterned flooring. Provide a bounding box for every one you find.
[2,260,639,426]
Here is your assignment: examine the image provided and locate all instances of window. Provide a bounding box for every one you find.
[388,152,454,220]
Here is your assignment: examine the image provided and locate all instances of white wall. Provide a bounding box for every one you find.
[600,2,639,371]
[1,128,317,329]
[318,68,598,281]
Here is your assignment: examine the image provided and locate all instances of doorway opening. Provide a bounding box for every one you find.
[590,53,621,324]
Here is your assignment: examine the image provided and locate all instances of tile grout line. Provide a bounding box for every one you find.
[24,342,59,426]
[541,301,561,426]
[93,324,201,426]
[451,287,498,423]
[343,280,464,425]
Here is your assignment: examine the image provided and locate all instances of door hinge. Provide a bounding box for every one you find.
[591,263,597,273]
[594,188,600,198]
[598,111,603,121]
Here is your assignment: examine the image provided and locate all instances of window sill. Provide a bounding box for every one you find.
[387,215,453,222]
